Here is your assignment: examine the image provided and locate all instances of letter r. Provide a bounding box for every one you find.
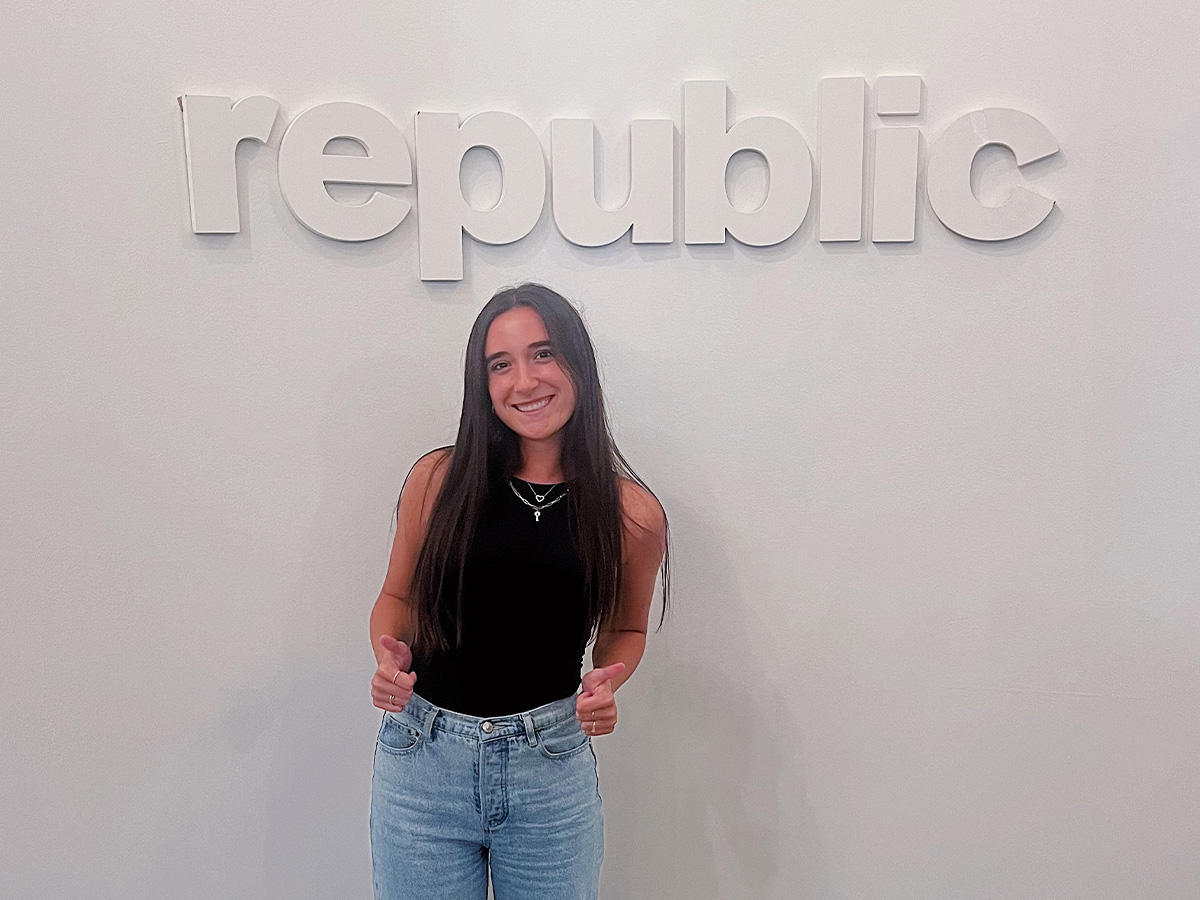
[181,95,280,233]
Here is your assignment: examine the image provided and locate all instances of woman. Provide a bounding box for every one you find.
[368,283,669,900]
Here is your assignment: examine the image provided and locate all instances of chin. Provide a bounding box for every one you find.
[518,422,565,443]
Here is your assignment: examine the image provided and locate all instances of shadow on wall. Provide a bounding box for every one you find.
[596,496,829,900]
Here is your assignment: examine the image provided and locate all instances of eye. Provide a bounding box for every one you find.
[489,360,509,373]
[534,348,554,360]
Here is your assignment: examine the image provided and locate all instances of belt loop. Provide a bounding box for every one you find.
[421,703,439,742]
[520,712,537,747]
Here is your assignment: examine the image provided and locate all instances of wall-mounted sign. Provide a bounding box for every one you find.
[180,79,1060,281]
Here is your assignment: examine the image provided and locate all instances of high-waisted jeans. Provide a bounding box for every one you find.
[370,691,604,900]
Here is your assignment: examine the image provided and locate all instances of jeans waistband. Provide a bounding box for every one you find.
[396,691,580,744]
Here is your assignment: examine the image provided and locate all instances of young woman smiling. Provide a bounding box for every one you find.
[368,283,670,900]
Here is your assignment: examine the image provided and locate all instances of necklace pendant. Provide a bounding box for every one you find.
[507,478,568,522]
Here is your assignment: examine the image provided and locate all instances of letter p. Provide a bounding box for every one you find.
[415,111,546,281]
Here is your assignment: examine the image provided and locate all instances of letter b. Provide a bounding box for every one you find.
[683,81,812,246]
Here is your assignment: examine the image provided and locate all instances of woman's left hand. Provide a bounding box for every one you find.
[576,662,626,736]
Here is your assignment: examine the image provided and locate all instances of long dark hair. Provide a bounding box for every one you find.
[406,283,670,660]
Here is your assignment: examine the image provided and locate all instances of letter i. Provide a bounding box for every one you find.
[870,76,922,243]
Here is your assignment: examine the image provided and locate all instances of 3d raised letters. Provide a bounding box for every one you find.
[277,102,412,242]
[818,77,867,242]
[550,119,674,247]
[871,76,923,243]
[683,80,813,246]
[415,110,546,281]
[179,79,1061,279]
[926,108,1059,241]
[181,94,280,233]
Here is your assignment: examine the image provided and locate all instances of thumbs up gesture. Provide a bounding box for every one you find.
[372,634,417,712]
[576,662,626,737]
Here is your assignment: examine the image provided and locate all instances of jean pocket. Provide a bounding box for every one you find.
[535,716,590,759]
[377,712,422,755]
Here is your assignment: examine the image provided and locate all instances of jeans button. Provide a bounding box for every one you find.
[481,721,494,733]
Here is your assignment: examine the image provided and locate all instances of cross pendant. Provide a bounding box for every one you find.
[534,511,541,522]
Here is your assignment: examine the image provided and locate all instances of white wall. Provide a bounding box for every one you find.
[3,2,1198,898]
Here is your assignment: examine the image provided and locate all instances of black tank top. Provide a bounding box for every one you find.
[411,474,591,717]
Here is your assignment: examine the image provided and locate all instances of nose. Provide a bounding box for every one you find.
[514,360,538,393]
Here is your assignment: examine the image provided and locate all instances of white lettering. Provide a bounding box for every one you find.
[181,94,279,233]
[179,80,1062,278]
[926,108,1059,241]
[818,77,866,242]
[683,81,813,246]
[871,75,923,243]
[550,118,674,247]
[415,111,546,281]
[277,102,411,242]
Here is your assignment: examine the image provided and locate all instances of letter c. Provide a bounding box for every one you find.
[926,108,1059,241]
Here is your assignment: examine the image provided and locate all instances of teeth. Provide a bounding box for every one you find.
[515,397,551,412]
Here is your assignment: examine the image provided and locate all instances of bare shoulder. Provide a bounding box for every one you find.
[619,477,667,549]
[399,447,453,530]
[381,448,452,601]
[407,446,452,486]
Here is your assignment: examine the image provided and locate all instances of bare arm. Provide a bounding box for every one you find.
[368,448,451,706]
[576,480,667,733]
[591,480,667,690]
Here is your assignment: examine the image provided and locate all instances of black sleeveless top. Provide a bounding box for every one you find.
[411,474,591,717]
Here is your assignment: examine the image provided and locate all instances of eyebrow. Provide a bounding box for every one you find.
[485,340,552,365]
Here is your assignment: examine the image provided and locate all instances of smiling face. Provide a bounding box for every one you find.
[485,305,578,451]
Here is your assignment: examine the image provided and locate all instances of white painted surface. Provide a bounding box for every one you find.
[416,110,547,280]
[181,94,280,232]
[2,3,1198,900]
[682,80,813,246]
[927,108,1059,240]
[277,101,412,242]
[818,76,867,241]
[875,75,923,116]
[550,118,675,247]
[871,127,921,242]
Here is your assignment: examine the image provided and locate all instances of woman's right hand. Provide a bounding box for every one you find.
[372,633,417,712]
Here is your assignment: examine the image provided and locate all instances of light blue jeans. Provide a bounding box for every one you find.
[370,691,604,900]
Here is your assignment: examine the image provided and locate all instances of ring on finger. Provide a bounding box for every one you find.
[389,694,394,705]
[391,671,401,685]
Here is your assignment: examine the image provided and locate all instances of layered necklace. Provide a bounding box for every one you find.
[507,478,569,523]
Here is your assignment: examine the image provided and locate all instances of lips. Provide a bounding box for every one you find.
[513,395,553,413]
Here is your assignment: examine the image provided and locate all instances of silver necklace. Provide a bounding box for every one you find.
[523,480,556,503]
[508,478,569,522]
